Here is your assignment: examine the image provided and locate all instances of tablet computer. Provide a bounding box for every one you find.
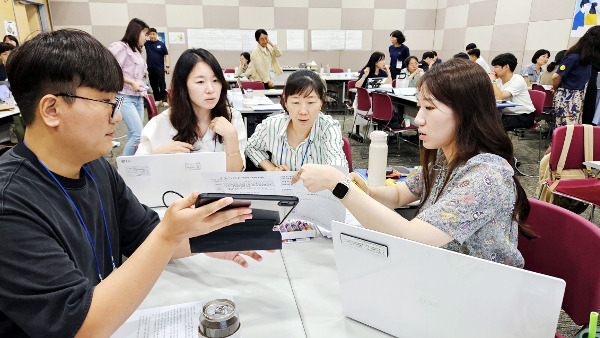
[190,193,299,253]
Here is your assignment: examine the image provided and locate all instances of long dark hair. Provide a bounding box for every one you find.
[414,59,534,239]
[565,25,600,66]
[361,51,386,79]
[547,50,566,72]
[170,48,231,145]
[121,18,149,53]
[3,35,18,47]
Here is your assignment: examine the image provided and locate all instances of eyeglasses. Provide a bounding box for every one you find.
[54,93,124,118]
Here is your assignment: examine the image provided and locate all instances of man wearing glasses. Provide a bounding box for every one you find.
[0,29,260,337]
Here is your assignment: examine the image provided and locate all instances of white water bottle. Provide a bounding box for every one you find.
[367,131,388,187]
[326,64,330,75]
[5,91,15,108]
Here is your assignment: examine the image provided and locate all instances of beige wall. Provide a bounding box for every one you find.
[48,0,579,78]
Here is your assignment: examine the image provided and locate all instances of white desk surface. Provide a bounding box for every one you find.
[0,106,19,119]
[253,89,283,96]
[321,73,359,81]
[584,161,600,170]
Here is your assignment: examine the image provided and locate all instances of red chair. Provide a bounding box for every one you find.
[371,92,418,149]
[340,80,357,130]
[240,81,266,91]
[392,79,396,88]
[224,69,235,73]
[516,90,546,160]
[532,84,554,110]
[352,87,374,142]
[329,68,343,73]
[519,198,600,337]
[143,95,158,120]
[342,136,352,172]
[544,125,600,217]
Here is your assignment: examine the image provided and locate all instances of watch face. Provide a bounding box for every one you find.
[332,182,349,199]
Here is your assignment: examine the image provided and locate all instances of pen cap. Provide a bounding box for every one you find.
[198,299,240,338]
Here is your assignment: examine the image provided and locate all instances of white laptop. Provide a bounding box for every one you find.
[367,77,386,89]
[117,152,226,208]
[331,221,565,338]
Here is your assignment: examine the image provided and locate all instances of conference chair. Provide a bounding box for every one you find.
[341,80,357,131]
[342,136,353,172]
[371,92,418,150]
[518,198,600,337]
[143,95,159,120]
[352,87,374,143]
[224,69,235,73]
[329,68,343,73]
[513,90,546,169]
[239,81,266,91]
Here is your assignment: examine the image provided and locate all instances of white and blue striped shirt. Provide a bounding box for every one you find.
[246,113,347,171]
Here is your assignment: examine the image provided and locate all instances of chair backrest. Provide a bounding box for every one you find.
[224,69,235,73]
[371,92,394,122]
[531,84,554,108]
[528,89,545,118]
[392,79,396,88]
[241,81,266,91]
[549,125,600,171]
[342,136,352,172]
[518,198,600,325]
[346,80,357,100]
[355,87,371,111]
[143,95,158,120]
[330,68,343,73]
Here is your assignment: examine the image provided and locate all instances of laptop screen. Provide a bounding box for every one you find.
[367,77,385,89]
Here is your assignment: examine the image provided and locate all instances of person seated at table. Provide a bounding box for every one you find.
[521,49,550,85]
[453,52,470,60]
[0,29,262,337]
[234,52,254,79]
[398,56,424,87]
[467,48,491,73]
[488,53,535,131]
[136,48,246,172]
[246,69,347,171]
[418,51,435,72]
[0,42,15,80]
[355,51,392,88]
[292,58,534,268]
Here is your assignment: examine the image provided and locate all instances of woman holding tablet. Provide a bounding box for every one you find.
[136,48,246,172]
[245,70,347,171]
[355,52,393,88]
[292,59,533,267]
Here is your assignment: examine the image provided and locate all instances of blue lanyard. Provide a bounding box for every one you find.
[23,141,117,282]
[280,137,312,167]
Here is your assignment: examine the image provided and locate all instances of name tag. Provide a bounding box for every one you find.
[157,46,161,49]
[396,60,402,68]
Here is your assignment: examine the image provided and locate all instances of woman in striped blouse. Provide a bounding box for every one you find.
[245,70,347,171]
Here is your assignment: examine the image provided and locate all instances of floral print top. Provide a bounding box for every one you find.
[404,153,524,268]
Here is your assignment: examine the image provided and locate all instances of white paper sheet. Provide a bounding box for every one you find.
[200,171,347,229]
[345,30,362,50]
[286,29,305,51]
[311,30,345,50]
[249,104,284,111]
[241,30,256,52]
[111,300,242,338]
[168,32,185,44]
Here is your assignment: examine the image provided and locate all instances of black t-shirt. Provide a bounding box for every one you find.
[0,143,159,337]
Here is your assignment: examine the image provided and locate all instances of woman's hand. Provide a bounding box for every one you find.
[383,64,391,73]
[272,164,290,171]
[159,192,253,246]
[348,172,370,196]
[291,164,346,193]
[131,81,146,92]
[152,141,194,154]
[204,251,267,268]
[210,116,238,141]
[363,67,370,76]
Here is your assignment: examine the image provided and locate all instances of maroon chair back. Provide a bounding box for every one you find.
[330,68,343,73]
[224,69,235,73]
[143,95,158,120]
[371,92,393,122]
[528,89,545,118]
[549,125,600,171]
[241,81,266,91]
[342,136,352,172]
[518,198,600,326]
[392,79,396,88]
[532,84,554,108]
[355,87,371,111]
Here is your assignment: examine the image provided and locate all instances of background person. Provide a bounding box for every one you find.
[246,70,346,171]
[235,52,254,79]
[144,28,170,107]
[521,49,550,85]
[399,56,424,87]
[467,48,491,73]
[109,18,150,156]
[418,51,435,72]
[250,29,282,89]
[2,35,18,47]
[538,50,566,86]
[388,30,410,79]
[0,42,15,81]
[292,59,533,268]
[136,48,246,172]
[355,51,392,88]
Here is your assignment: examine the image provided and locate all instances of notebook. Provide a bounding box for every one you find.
[331,221,566,338]
[117,152,226,208]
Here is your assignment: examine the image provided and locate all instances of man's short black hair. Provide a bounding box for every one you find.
[149,28,157,33]
[255,29,268,42]
[422,51,435,60]
[467,48,481,58]
[465,43,477,51]
[6,29,124,126]
[491,53,518,72]
[432,51,438,57]
[453,52,470,60]
[0,42,15,54]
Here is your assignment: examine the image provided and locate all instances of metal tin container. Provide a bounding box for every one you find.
[198,299,240,338]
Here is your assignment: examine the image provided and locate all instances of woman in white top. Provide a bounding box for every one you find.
[245,69,347,171]
[136,48,247,172]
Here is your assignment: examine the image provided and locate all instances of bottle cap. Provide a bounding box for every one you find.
[369,130,387,142]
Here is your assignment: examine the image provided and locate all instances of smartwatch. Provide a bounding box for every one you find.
[332,176,352,199]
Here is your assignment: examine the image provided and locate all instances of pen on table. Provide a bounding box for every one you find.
[589,312,598,338]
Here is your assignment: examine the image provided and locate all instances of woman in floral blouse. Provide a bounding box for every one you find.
[292,58,534,267]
